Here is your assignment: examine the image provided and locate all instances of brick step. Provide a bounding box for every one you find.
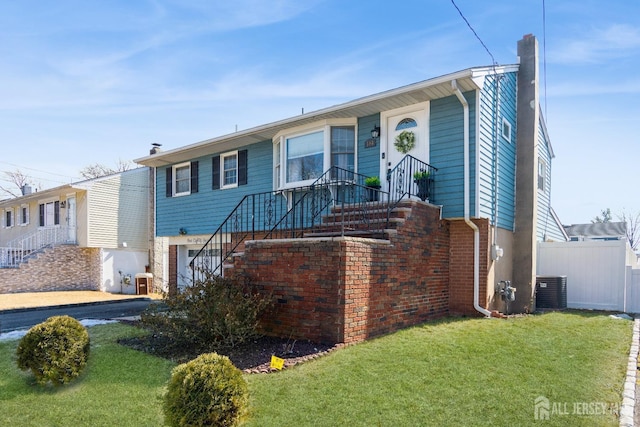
[316,217,405,230]
[329,204,412,218]
[303,229,391,239]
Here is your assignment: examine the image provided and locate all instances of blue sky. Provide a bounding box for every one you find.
[0,0,638,224]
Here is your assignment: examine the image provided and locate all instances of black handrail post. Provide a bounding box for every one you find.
[291,190,297,239]
[251,196,256,240]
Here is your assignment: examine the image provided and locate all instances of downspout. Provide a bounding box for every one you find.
[452,79,492,317]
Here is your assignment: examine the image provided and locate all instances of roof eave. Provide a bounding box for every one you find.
[135,64,520,168]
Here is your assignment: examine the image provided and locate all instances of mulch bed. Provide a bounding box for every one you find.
[117,320,342,374]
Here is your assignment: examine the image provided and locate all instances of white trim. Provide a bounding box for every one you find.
[3,208,14,228]
[220,150,239,189]
[379,101,430,180]
[274,118,357,189]
[502,117,512,143]
[37,196,60,205]
[172,162,191,197]
[475,90,481,217]
[19,203,29,226]
[538,157,547,192]
[136,66,521,168]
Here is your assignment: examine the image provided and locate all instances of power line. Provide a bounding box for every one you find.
[542,0,548,118]
[450,0,497,66]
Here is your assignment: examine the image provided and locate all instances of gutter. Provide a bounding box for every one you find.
[452,80,492,317]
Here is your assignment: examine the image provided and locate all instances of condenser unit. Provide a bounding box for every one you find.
[536,276,567,309]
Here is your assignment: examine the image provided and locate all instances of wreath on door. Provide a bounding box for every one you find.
[394,130,416,154]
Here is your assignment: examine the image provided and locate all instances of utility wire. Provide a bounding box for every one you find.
[542,0,548,118]
[450,0,497,66]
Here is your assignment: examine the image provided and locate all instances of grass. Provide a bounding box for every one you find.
[0,311,633,426]
[0,323,174,427]
[245,312,632,426]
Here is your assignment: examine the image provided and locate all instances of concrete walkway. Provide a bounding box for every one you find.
[0,290,163,312]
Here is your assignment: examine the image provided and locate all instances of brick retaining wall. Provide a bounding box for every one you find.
[0,245,101,293]
[231,201,451,344]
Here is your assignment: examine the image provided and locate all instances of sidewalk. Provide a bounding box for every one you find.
[0,290,163,312]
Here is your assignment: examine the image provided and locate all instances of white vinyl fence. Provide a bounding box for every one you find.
[537,240,640,313]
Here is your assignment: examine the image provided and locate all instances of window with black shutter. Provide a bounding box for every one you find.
[213,149,247,190]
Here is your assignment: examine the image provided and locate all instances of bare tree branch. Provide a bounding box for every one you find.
[617,210,640,251]
[79,159,133,179]
[0,169,32,198]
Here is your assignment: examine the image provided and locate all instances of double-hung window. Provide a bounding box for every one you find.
[4,209,13,228]
[212,150,248,190]
[20,204,29,225]
[174,163,191,196]
[538,157,547,192]
[165,161,199,197]
[275,120,356,188]
[222,151,238,189]
[330,126,355,172]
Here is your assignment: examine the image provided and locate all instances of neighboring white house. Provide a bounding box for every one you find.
[0,168,152,294]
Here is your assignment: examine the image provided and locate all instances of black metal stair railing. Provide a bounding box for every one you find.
[386,154,438,208]
[190,166,393,282]
[265,166,391,240]
[190,190,296,281]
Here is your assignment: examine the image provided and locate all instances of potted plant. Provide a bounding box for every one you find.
[364,176,381,202]
[413,170,432,201]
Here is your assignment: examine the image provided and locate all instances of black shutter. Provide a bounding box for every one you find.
[190,161,199,193]
[238,150,248,186]
[39,204,44,226]
[165,167,173,197]
[212,156,220,190]
[54,201,60,225]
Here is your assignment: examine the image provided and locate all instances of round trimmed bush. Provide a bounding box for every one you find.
[164,353,248,427]
[16,315,90,386]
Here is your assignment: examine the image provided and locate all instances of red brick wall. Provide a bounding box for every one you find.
[447,218,491,316]
[231,201,451,344]
[168,245,178,296]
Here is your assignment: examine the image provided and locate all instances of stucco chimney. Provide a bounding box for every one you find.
[512,34,540,314]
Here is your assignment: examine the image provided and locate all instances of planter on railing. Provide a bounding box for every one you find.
[413,170,433,202]
[387,155,437,205]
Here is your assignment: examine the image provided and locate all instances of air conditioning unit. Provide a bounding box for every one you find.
[535,276,567,309]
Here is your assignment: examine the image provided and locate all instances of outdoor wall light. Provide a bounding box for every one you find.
[179,227,187,235]
[371,125,380,140]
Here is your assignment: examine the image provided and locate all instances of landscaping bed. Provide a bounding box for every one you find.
[117,322,338,373]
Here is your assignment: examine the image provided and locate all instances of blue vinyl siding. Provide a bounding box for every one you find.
[535,120,562,241]
[478,72,517,230]
[430,91,476,219]
[156,140,273,236]
[357,113,381,179]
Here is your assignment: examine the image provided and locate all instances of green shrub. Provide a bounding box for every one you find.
[141,276,272,351]
[16,315,90,386]
[164,353,248,427]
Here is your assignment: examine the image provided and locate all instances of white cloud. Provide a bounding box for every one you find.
[549,24,640,64]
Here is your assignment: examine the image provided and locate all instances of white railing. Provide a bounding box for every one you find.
[0,226,76,268]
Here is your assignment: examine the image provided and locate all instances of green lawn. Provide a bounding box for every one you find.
[0,323,174,427]
[244,312,632,427]
[0,312,633,426]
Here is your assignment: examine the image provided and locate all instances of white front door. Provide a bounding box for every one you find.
[381,103,429,192]
[66,196,76,243]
